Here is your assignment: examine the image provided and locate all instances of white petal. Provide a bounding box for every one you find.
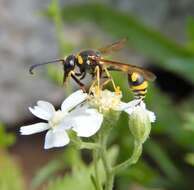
[124,100,156,123]
[114,101,128,111]
[37,101,55,114]
[61,90,87,112]
[44,129,70,149]
[124,107,134,115]
[68,105,90,117]
[29,106,52,120]
[139,102,156,123]
[20,123,49,135]
[58,118,73,130]
[139,101,146,109]
[117,99,141,111]
[147,111,156,123]
[72,109,103,137]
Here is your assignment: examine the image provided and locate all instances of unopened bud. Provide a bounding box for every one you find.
[129,105,151,144]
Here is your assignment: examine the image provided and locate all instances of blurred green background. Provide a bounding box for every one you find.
[1,0,194,189]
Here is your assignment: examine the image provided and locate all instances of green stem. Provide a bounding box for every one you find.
[99,132,114,190]
[71,139,100,150]
[50,0,66,54]
[107,175,114,190]
[80,142,100,150]
[93,149,102,190]
[112,141,142,174]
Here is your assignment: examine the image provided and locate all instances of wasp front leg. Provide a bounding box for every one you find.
[88,65,102,95]
[70,72,86,92]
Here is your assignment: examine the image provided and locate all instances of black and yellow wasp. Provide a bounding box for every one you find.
[30,38,156,99]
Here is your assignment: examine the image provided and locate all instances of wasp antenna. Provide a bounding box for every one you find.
[29,59,64,74]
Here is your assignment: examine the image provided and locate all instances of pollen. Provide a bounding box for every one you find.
[89,88,122,113]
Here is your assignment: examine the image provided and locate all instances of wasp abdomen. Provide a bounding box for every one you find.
[128,72,148,100]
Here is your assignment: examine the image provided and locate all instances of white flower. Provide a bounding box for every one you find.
[120,100,156,123]
[20,90,103,149]
[71,106,103,137]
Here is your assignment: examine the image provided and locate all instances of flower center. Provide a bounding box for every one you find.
[89,89,122,113]
[49,110,66,128]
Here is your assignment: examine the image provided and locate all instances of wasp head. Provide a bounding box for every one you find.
[63,55,76,84]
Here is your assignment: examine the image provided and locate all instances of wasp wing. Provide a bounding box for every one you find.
[94,58,156,81]
[98,38,128,55]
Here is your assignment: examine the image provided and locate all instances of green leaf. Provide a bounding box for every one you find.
[147,85,194,148]
[31,160,63,189]
[47,0,66,54]
[183,112,194,132]
[185,153,194,167]
[145,140,182,182]
[117,161,168,189]
[46,146,118,190]
[187,16,194,50]
[0,151,24,190]
[0,123,15,148]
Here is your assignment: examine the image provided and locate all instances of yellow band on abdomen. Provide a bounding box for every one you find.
[131,81,148,90]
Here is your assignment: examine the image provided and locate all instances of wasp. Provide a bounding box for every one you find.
[30,38,156,99]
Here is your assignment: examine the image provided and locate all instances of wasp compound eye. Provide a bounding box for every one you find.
[65,55,76,68]
[63,55,76,84]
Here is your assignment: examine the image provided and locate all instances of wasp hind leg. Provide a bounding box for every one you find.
[102,67,120,95]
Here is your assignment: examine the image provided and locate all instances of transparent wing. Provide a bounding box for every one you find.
[90,57,156,81]
[98,38,128,55]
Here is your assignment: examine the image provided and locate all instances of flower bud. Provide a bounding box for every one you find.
[128,105,151,144]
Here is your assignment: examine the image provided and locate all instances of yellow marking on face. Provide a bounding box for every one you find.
[131,72,139,82]
[77,55,83,64]
[131,81,148,90]
[87,60,90,65]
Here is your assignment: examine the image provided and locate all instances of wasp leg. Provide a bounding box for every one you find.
[88,66,101,95]
[94,66,101,95]
[70,73,86,92]
[88,79,97,95]
[103,67,121,95]
[100,78,111,87]
[75,72,82,76]
[103,67,117,90]
[75,70,86,80]
[99,71,111,87]
[80,71,87,80]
